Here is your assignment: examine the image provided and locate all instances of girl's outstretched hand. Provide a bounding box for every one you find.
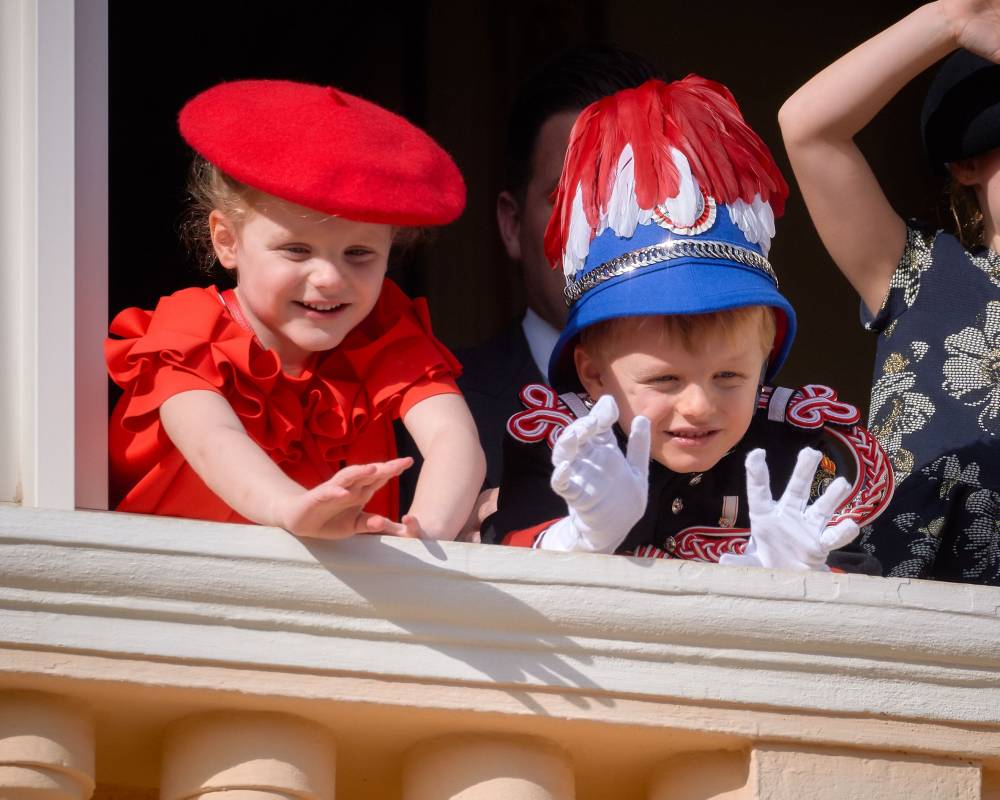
[367,512,427,539]
[944,0,1000,62]
[277,458,413,540]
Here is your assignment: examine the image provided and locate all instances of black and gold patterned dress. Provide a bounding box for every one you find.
[860,221,1000,584]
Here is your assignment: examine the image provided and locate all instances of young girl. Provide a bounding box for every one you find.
[106,79,486,540]
[780,1,1000,583]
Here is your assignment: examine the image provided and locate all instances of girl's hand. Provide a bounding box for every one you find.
[943,0,1000,62]
[278,458,413,540]
[399,514,427,538]
[367,513,427,539]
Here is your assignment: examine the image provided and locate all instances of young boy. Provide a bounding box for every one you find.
[482,76,893,572]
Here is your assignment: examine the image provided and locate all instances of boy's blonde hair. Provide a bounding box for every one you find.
[179,156,423,274]
[579,305,776,358]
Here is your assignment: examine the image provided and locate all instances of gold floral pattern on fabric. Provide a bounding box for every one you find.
[964,487,1000,580]
[862,221,998,584]
[875,511,938,578]
[867,225,934,336]
[941,300,1000,435]
[890,224,936,310]
[876,454,987,579]
[967,247,1000,289]
[919,516,946,539]
[883,352,907,374]
[868,342,936,484]
[893,448,915,476]
[925,453,982,499]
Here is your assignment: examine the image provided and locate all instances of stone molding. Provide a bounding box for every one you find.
[1,505,999,763]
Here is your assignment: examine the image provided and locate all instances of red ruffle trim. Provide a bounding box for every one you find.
[106,280,461,469]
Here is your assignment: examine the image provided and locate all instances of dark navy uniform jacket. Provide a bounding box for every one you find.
[482,383,892,574]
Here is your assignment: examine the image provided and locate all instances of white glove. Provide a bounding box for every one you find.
[719,447,860,571]
[538,395,651,553]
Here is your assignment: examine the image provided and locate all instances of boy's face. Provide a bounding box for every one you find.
[575,317,769,473]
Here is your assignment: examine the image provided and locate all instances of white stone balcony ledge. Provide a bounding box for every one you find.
[1,504,999,799]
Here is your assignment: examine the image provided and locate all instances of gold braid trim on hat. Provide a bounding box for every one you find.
[563,239,778,306]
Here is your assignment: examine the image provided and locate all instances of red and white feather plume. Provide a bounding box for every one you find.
[544,76,789,278]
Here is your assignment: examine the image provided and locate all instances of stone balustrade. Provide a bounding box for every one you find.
[160,712,336,800]
[0,505,998,799]
[0,692,94,800]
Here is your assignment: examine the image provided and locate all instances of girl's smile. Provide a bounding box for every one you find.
[210,197,392,374]
[297,300,347,313]
[295,300,350,320]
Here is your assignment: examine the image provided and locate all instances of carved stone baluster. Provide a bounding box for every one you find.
[160,712,335,800]
[0,691,95,800]
[403,734,574,800]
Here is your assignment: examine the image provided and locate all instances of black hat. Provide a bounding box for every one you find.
[922,49,1000,168]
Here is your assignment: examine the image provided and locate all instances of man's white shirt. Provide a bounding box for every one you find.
[521,308,560,380]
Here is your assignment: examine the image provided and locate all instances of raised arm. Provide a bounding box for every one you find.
[160,390,411,539]
[402,393,486,540]
[778,2,969,315]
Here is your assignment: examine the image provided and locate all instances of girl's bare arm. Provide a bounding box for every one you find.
[160,389,410,538]
[403,392,487,540]
[778,3,962,315]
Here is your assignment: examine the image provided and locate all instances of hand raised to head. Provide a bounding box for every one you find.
[942,0,1000,62]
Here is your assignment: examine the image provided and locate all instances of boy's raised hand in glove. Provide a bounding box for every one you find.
[539,394,651,553]
[719,447,860,571]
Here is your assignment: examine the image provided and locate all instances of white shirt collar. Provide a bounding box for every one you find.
[521,308,560,380]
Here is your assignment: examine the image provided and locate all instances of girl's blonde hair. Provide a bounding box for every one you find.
[579,305,776,358]
[179,156,424,273]
[946,177,985,250]
[180,157,259,273]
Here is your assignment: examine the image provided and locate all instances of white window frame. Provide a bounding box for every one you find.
[0,0,108,510]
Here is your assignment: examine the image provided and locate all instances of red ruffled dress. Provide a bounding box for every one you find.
[106,280,461,524]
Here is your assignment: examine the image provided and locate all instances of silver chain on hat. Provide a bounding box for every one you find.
[563,239,778,306]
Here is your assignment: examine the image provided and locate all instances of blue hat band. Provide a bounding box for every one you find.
[564,238,777,305]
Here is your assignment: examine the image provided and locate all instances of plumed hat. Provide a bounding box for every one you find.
[545,76,795,390]
[179,79,466,226]
[922,49,1000,168]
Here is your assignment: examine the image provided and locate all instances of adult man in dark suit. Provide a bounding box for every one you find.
[459,46,666,487]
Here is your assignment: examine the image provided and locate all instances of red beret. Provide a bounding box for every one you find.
[179,80,466,226]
